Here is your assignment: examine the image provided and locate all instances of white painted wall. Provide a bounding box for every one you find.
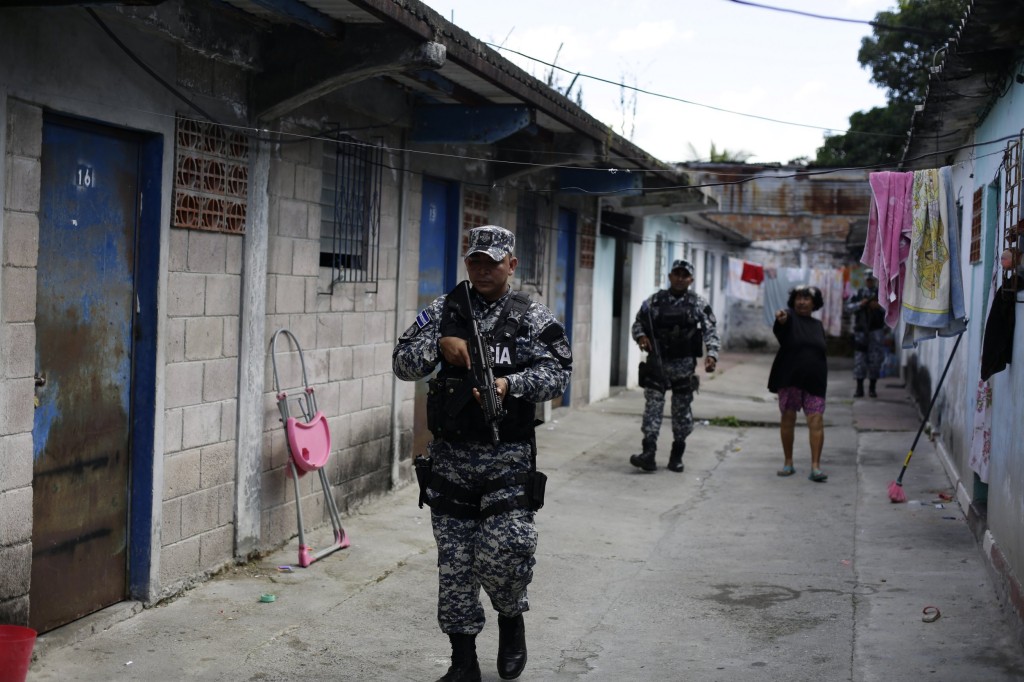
[588,234,615,402]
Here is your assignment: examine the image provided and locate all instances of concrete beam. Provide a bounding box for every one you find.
[255,26,444,121]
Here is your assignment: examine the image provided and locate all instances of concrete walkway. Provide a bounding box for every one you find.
[24,352,1024,681]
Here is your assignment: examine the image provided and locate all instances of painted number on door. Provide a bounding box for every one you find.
[76,165,94,188]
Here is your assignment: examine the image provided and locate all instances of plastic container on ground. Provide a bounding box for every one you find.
[0,625,37,682]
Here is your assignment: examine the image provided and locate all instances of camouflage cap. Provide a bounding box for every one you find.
[465,225,515,261]
[671,258,694,274]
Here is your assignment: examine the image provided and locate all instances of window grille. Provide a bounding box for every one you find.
[654,234,665,288]
[515,192,546,288]
[462,188,490,254]
[173,115,248,234]
[579,217,595,269]
[704,250,714,289]
[319,134,383,291]
[1002,133,1023,295]
[970,187,983,263]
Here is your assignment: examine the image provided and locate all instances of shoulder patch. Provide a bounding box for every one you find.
[399,308,432,342]
[540,322,573,367]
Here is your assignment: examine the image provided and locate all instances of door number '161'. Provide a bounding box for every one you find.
[76,165,94,188]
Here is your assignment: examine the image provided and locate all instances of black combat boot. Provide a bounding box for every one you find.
[438,633,481,682]
[868,379,878,398]
[629,437,657,471]
[497,614,527,680]
[667,441,685,472]
[854,379,864,398]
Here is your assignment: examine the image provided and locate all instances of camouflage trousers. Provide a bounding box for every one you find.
[641,356,697,444]
[853,328,887,380]
[427,439,537,635]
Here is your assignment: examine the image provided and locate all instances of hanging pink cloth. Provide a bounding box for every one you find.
[862,171,914,328]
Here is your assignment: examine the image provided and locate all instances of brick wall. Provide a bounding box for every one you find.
[160,227,242,585]
[0,98,41,624]
[259,120,403,550]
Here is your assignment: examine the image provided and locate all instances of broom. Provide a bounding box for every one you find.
[889,331,963,503]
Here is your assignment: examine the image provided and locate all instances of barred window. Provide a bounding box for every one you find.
[319,135,383,289]
[516,192,547,288]
[654,233,665,288]
[970,187,983,263]
[462,188,490,254]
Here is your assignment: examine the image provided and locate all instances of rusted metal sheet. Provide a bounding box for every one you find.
[31,118,136,633]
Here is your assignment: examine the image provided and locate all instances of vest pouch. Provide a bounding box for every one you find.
[528,470,547,511]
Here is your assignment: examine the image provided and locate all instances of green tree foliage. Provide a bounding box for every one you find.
[813,0,968,167]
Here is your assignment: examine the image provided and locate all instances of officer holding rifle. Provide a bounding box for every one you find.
[393,225,572,682]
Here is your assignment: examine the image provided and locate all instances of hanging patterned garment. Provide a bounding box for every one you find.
[900,167,968,348]
[968,379,992,483]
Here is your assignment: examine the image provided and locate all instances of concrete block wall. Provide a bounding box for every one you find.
[259,118,404,550]
[161,226,242,586]
[0,98,40,624]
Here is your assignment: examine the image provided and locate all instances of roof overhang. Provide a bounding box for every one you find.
[902,0,1024,169]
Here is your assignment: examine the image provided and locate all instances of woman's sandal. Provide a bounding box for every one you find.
[808,469,829,482]
[777,465,796,477]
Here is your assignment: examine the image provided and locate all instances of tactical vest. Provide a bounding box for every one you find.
[427,285,537,443]
[651,290,704,360]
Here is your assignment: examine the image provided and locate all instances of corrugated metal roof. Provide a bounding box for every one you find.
[903,0,1024,169]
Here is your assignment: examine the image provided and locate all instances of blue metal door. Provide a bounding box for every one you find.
[412,177,459,456]
[30,117,154,632]
[552,209,577,406]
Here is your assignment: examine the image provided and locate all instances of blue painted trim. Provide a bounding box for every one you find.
[127,133,162,598]
[412,104,532,144]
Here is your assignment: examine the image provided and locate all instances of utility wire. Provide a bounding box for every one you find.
[488,43,903,140]
[724,0,950,38]
[89,4,1007,197]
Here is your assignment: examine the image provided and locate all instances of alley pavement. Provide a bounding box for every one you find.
[24,352,1024,681]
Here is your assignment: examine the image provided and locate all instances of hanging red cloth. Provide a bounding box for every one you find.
[740,261,765,285]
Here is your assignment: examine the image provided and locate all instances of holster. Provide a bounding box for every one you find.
[414,455,432,509]
[528,470,547,511]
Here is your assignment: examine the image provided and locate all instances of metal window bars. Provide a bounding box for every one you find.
[1002,133,1024,296]
[321,134,383,293]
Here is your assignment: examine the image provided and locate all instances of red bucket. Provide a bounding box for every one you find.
[0,625,37,682]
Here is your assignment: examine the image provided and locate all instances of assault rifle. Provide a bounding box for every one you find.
[459,281,505,444]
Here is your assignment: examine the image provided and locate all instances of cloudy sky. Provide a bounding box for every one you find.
[421,0,898,165]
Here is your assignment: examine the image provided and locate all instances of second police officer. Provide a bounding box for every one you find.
[630,258,720,473]
[392,225,573,682]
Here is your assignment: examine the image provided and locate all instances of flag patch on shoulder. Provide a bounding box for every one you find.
[416,309,431,328]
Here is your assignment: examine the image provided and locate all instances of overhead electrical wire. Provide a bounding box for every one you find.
[86,4,1011,203]
[723,0,951,38]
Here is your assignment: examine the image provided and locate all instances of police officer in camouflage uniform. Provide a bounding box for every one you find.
[393,225,572,682]
[846,273,885,398]
[629,258,719,473]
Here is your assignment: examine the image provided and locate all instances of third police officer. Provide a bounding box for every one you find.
[630,258,719,473]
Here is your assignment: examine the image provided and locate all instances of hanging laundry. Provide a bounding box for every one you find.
[980,281,1019,379]
[727,257,760,303]
[762,266,807,326]
[900,167,967,348]
[809,268,844,337]
[862,171,914,328]
[968,380,992,483]
[740,261,765,285]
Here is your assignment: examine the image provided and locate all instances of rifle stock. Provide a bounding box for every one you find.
[460,281,505,443]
